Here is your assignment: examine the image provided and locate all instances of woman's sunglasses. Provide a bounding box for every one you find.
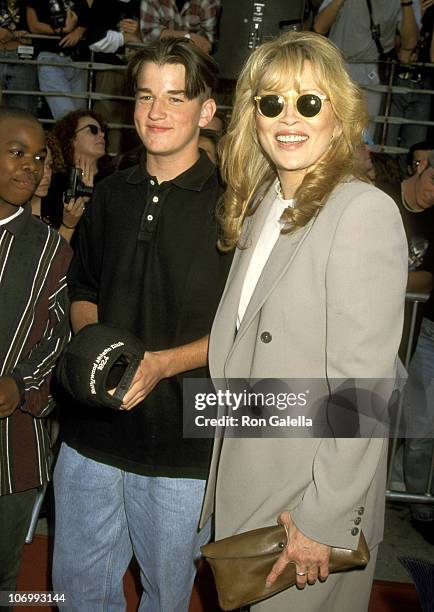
[75,123,106,136]
[253,93,329,119]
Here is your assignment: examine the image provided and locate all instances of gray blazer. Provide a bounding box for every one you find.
[200,179,407,553]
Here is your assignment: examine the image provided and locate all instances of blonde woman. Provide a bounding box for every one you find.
[201,32,407,611]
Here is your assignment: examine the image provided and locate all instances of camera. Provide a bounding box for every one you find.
[48,0,67,29]
[65,167,93,203]
[370,23,381,41]
[0,0,12,28]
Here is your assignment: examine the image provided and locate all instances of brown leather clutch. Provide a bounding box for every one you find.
[201,525,370,611]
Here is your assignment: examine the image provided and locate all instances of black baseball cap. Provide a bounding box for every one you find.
[57,323,145,410]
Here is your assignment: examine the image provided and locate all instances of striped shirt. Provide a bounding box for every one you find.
[0,206,72,496]
[140,0,220,43]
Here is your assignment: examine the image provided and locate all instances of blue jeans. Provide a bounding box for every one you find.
[403,317,434,521]
[0,48,38,114]
[386,75,430,149]
[52,444,210,612]
[37,52,87,119]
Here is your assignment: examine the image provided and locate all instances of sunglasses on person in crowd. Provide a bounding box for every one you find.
[253,93,329,119]
[75,124,106,136]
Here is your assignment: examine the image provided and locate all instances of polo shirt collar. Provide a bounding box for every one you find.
[126,149,215,192]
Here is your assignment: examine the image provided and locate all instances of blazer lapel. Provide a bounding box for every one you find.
[230,211,318,353]
[209,184,278,374]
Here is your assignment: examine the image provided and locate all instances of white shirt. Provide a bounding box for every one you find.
[237,193,294,329]
[0,207,23,226]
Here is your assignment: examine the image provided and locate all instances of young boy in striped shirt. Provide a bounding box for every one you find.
[0,107,71,600]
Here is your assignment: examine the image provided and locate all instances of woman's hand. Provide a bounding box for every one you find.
[62,196,88,230]
[265,511,331,589]
[76,155,97,187]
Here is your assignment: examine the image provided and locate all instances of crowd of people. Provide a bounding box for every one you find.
[0,1,433,154]
[1,2,434,612]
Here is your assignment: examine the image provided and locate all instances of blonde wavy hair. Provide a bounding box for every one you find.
[218,31,369,250]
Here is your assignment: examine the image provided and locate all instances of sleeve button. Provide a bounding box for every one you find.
[351,527,359,536]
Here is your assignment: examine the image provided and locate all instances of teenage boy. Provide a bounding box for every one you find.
[0,107,71,598]
[53,38,232,611]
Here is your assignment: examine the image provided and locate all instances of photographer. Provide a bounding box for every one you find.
[314,0,420,142]
[45,109,108,243]
[26,0,90,119]
[386,3,434,169]
[0,0,37,114]
[85,0,141,154]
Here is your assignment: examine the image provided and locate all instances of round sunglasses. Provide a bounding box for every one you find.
[253,93,329,119]
[75,123,106,136]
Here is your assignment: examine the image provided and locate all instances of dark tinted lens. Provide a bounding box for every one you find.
[259,95,284,118]
[296,94,322,118]
[88,124,99,135]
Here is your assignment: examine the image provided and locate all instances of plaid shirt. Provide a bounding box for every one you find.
[140,0,220,43]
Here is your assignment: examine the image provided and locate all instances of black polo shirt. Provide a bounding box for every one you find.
[64,151,232,478]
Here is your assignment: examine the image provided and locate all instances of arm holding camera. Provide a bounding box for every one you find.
[75,154,98,187]
[60,196,88,243]
[26,6,77,36]
[60,157,96,242]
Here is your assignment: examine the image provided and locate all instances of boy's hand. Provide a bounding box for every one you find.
[0,376,20,418]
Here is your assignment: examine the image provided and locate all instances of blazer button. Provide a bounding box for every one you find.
[354,517,361,525]
[358,507,365,516]
[260,331,272,343]
[351,527,359,536]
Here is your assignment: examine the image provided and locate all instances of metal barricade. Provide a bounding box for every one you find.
[386,292,434,506]
[0,36,432,155]
[2,36,433,507]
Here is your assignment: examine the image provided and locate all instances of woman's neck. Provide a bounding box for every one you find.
[278,169,306,200]
[74,155,98,173]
